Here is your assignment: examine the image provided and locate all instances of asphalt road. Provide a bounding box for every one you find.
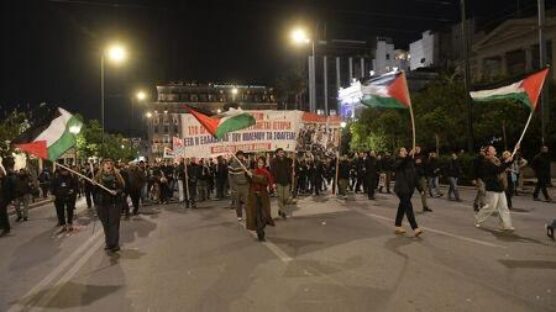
[1,186,555,312]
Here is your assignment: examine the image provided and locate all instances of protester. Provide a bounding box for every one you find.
[94,159,125,252]
[337,155,351,198]
[531,145,552,202]
[475,146,515,231]
[377,153,392,193]
[51,165,79,231]
[502,151,515,210]
[512,152,527,196]
[215,156,228,200]
[392,147,423,237]
[38,168,52,199]
[14,168,34,222]
[229,151,250,220]
[365,151,377,200]
[445,152,462,202]
[0,157,17,237]
[83,163,96,209]
[186,158,201,208]
[126,164,146,215]
[246,156,275,242]
[472,147,487,212]
[414,146,432,212]
[426,152,442,198]
[270,148,293,219]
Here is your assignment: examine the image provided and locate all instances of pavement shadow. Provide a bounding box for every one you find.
[384,236,417,260]
[9,228,63,271]
[498,259,556,270]
[12,281,125,309]
[120,216,157,244]
[478,227,548,245]
[283,256,364,278]
[269,236,324,257]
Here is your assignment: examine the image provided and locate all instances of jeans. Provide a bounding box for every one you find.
[96,203,121,249]
[474,179,486,207]
[276,184,291,214]
[55,199,75,225]
[14,194,31,219]
[428,176,440,197]
[395,193,418,230]
[476,191,513,229]
[447,177,460,201]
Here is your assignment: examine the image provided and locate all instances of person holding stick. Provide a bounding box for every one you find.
[94,159,125,252]
[392,147,423,237]
[245,156,275,242]
[229,151,250,221]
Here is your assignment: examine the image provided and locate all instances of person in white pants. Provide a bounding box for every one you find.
[475,145,515,231]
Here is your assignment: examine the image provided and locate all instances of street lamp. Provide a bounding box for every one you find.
[145,112,153,118]
[290,26,316,113]
[101,43,127,136]
[136,90,147,101]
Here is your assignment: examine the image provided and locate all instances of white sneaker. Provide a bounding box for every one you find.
[480,204,489,210]
[237,217,243,222]
[475,223,481,228]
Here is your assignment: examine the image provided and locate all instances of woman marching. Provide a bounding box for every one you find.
[392,147,423,237]
[94,159,126,252]
[246,156,275,242]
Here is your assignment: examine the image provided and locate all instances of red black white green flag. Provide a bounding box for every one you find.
[470,68,549,111]
[360,71,412,109]
[184,105,256,139]
[11,107,82,161]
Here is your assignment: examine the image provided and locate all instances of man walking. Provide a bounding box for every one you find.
[365,151,377,200]
[270,148,293,219]
[51,165,79,231]
[414,146,432,212]
[445,153,462,202]
[229,151,250,220]
[531,146,552,202]
[0,157,18,237]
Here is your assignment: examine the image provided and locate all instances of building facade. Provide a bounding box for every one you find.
[371,37,409,75]
[146,82,277,158]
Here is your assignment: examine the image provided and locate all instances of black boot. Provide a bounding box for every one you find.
[257,231,265,242]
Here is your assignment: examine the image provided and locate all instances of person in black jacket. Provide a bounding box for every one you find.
[215,156,228,200]
[337,156,351,198]
[392,147,423,237]
[186,158,201,208]
[94,159,126,252]
[472,147,487,212]
[475,145,515,231]
[51,165,79,231]
[414,146,432,212]
[365,151,377,200]
[445,153,462,202]
[531,146,552,202]
[0,157,17,237]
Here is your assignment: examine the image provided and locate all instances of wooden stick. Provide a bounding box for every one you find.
[231,153,250,173]
[56,162,115,194]
[511,111,534,158]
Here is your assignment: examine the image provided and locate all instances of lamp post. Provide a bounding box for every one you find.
[334,121,347,195]
[101,43,127,136]
[290,27,316,113]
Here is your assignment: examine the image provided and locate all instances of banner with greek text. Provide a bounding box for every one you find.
[180,110,304,158]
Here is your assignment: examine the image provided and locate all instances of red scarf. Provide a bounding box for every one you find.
[252,167,274,192]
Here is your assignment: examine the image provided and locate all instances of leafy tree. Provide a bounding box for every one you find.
[0,110,29,157]
[76,119,138,162]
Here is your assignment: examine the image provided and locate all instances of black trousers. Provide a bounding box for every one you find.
[395,193,418,230]
[55,199,75,225]
[129,190,141,214]
[41,186,49,199]
[84,187,94,208]
[186,182,197,207]
[0,200,10,231]
[534,179,550,200]
[216,178,226,199]
[96,203,121,248]
[254,194,266,236]
[367,176,376,199]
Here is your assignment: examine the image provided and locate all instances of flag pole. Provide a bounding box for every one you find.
[511,111,534,157]
[409,104,416,153]
[55,162,115,194]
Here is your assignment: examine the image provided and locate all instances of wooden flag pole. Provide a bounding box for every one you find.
[511,111,534,157]
[409,104,416,153]
[55,162,115,194]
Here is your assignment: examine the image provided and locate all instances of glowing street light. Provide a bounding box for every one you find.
[101,43,128,138]
[290,28,311,45]
[106,44,127,64]
[136,90,147,101]
[340,121,347,128]
[231,88,238,95]
[145,112,153,118]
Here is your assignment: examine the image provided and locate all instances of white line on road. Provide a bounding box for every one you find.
[7,213,104,312]
[345,202,507,249]
[239,223,293,263]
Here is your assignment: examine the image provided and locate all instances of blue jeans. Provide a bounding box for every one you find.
[448,177,460,200]
[428,176,440,196]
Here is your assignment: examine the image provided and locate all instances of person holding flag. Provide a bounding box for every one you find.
[392,147,423,237]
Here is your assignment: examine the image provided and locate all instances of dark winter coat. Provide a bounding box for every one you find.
[531,152,551,183]
[51,172,79,202]
[270,157,293,186]
[246,173,275,231]
[445,159,462,178]
[393,156,417,196]
[481,157,511,192]
[364,156,377,180]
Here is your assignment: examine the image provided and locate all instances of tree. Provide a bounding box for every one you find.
[76,119,138,161]
[0,110,29,158]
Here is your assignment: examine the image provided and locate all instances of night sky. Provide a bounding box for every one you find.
[0,0,551,134]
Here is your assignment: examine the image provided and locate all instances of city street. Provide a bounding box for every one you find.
[1,187,555,312]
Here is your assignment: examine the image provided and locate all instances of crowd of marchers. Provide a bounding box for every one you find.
[0,144,553,244]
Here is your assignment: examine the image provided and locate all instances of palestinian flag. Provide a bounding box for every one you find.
[360,71,411,109]
[12,107,83,161]
[470,68,549,110]
[185,105,256,139]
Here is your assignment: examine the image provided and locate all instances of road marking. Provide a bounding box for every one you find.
[238,223,293,263]
[29,238,106,312]
[7,202,103,312]
[343,201,507,249]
